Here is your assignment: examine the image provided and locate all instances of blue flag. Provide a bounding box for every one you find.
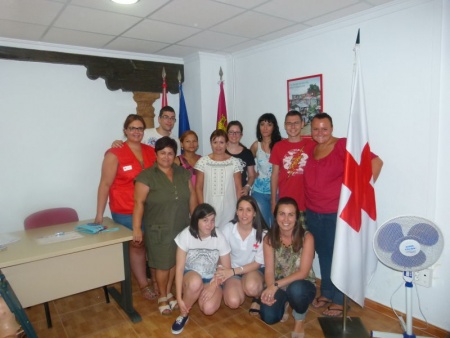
[178,83,191,137]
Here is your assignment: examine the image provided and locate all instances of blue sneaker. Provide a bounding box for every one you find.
[171,315,189,334]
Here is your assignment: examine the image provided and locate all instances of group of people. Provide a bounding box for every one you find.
[94,106,383,337]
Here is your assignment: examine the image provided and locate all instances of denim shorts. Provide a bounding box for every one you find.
[111,212,143,231]
[111,212,132,230]
[184,269,212,284]
[229,266,265,280]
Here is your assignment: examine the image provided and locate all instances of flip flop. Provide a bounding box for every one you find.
[312,296,332,308]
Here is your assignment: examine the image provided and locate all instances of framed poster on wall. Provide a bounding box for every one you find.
[287,74,323,136]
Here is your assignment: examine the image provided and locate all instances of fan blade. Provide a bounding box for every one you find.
[377,222,404,252]
[408,223,439,246]
[392,249,426,268]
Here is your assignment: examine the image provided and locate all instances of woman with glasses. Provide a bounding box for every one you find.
[95,114,157,301]
[133,136,197,316]
[250,113,282,226]
[226,121,256,196]
[195,129,242,228]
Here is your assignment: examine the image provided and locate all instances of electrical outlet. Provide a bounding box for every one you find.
[414,269,432,287]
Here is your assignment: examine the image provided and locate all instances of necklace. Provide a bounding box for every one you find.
[280,236,292,248]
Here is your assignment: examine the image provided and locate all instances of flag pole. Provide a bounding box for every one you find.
[318,29,370,338]
[161,67,168,108]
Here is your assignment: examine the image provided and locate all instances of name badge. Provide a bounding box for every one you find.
[123,165,132,171]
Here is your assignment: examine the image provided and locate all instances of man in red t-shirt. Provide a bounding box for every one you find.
[270,111,313,220]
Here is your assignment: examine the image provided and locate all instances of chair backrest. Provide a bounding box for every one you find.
[24,207,79,230]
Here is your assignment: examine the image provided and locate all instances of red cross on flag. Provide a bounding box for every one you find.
[331,34,378,307]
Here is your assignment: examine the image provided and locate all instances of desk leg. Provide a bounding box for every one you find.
[107,242,142,323]
[1,273,38,338]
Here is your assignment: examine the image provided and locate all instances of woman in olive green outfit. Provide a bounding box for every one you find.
[133,136,197,316]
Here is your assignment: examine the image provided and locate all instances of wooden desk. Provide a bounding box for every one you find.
[0,217,141,323]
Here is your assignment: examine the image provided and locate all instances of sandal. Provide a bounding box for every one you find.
[280,302,290,322]
[141,286,158,300]
[291,332,305,338]
[312,296,332,308]
[158,297,172,316]
[167,293,179,310]
[322,305,349,317]
[248,298,260,316]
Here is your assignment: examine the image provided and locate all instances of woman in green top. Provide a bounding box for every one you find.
[133,137,197,316]
[260,197,316,338]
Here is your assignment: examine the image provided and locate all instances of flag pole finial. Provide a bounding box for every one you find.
[219,67,223,82]
[177,70,182,83]
[162,66,166,79]
[356,29,360,45]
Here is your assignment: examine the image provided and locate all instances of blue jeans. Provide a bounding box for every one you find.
[252,190,273,227]
[306,209,343,305]
[260,280,316,324]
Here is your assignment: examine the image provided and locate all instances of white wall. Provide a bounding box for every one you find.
[228,0,448,331]
[0,59,178,233]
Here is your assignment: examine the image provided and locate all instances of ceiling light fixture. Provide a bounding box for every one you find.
[111,0,139,4]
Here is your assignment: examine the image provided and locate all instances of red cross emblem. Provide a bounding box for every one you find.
[339,143,376,232]
[253,242,259,249]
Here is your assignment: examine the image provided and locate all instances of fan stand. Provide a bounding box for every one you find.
[318,296,370,338]
[371,272,430,338]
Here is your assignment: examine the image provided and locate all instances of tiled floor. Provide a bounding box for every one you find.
[22,279,447,338]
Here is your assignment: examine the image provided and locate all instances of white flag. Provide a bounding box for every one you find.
[330,35,378,307]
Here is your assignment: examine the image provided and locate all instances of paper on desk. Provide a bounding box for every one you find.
[0,234,20,247]
[35,231,84,245]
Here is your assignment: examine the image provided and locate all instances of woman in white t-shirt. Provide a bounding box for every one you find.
[217,195,268,316]
[171,203,231,335]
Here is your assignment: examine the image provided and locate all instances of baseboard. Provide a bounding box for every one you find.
[364,298,449,338]
[314,278,449,337]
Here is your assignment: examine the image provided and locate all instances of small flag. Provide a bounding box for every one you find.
[216,80,227,131]
[178,82,190,137]
[331,30,378,307]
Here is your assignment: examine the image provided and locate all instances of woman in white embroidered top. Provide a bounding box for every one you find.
[195,129,242,228]
[216,195,268,315]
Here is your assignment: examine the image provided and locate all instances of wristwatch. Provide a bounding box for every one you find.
[274,282,279,288]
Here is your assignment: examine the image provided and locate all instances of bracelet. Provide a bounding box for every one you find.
[244,184,251,189]
[232,268,236,276]
[240,266,244,273]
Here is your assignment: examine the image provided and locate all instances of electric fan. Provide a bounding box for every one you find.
[372,216,444,338]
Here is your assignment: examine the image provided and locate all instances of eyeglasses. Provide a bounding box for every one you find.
[161,115,176,122]
[128,127,145,132]
[285,121,302,127]
[228,131,242,136]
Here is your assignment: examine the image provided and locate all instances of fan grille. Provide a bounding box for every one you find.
[373,216,444,272]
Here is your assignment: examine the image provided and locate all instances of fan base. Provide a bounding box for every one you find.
[371,331,430,338]
[318,316,369,338]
